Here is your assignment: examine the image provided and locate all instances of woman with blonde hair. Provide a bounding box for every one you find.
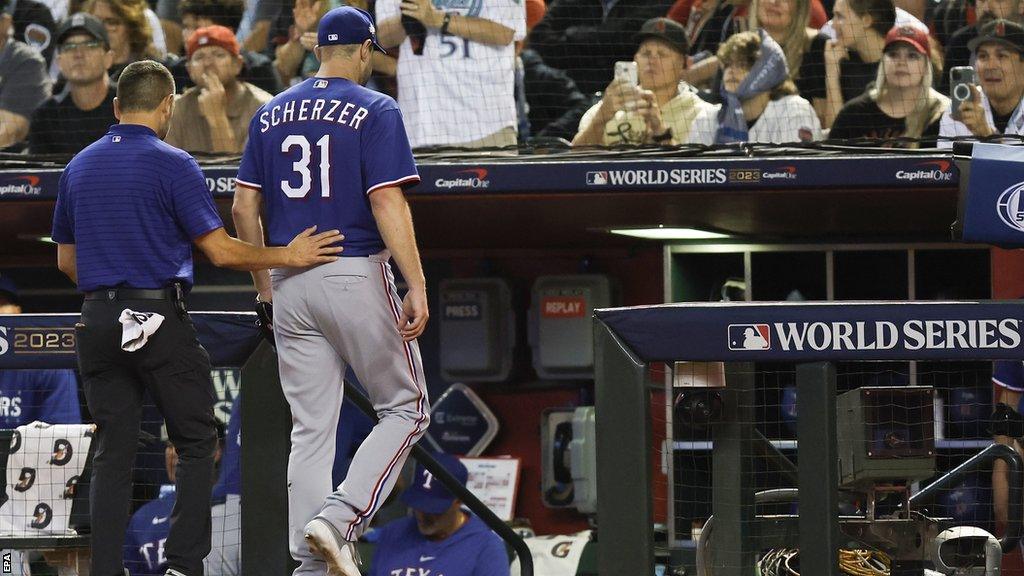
[829,25,948,147]
[83,0,161,77]
[749,0,830,122]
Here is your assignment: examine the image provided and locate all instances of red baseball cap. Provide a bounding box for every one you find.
[884,25,930,55]
[526,0,546,31]
[187,25,240,59]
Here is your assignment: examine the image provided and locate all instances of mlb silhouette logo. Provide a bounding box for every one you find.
[328,33,339,41]
[314,79,329,88]
[111,136,121,143]
[586,171,608,185]
[728,324,771,351]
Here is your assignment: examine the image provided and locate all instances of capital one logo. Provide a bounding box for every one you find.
[997,181,1024,233]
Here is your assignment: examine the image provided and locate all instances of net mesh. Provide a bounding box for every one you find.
[0,367,241,576]
[0,0,1018,156]
[662,360,1004,576]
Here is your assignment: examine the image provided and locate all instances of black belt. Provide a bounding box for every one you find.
[84,287,177,301]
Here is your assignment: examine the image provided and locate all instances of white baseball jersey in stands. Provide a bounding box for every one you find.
[376,0,526,148]
[688,94,822,145]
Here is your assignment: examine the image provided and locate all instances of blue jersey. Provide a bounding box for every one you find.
[0,370,81,427]
[124,485,175,576]
[52,124,223,291]
[368,514,509,576]
[236,77,419,255]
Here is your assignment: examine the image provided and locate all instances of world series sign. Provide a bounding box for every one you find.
[596,301,1024,362]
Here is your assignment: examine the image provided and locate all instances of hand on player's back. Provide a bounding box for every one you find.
[398,287,429,342]
[286,226,345,267]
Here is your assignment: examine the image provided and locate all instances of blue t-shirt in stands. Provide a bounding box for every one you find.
[51,124,224,292]
[236,77,419,255]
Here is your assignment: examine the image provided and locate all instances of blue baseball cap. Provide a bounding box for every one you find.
[401,453,469,515]
[317,6,387,54]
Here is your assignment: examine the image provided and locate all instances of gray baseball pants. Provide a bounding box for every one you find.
[270,253,430,576]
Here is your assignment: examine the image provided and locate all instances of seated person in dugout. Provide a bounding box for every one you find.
[689,29,822,144]
[828,25,949,147]
[572,17,717,146]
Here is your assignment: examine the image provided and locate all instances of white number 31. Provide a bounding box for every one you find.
[281,134,331,198]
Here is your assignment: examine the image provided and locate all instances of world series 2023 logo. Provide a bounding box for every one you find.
[0,326,76,356]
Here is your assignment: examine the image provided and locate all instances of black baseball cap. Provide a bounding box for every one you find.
[969,18,1024,54]
[57,12,109,46]
[636,17,689,55]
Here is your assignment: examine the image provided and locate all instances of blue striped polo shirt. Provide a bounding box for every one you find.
[51,124,224,292]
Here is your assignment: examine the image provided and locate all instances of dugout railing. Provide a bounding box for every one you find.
[594,301,1024,576]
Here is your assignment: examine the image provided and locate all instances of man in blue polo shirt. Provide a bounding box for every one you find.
[51,59,344,576]
[367,454,509,576]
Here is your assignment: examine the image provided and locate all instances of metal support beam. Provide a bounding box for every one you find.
[594,319,653,575]
[797,362,840,576]
[241,342,296,576]
[712,363,758,576]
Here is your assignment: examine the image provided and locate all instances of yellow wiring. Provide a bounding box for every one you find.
[758,548,891,576]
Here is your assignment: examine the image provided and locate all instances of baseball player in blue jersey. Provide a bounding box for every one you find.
[367,454,510,576]
[232,7,430,576]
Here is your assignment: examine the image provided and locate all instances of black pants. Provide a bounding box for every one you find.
[76,297,217,576]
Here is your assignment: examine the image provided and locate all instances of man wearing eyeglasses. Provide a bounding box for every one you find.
[163,25,271,154]
[29,12,116,154]
[0,0,50,150]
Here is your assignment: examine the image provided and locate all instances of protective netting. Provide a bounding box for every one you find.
[0,366,240,576]
[663,360,1010,576]
[0,0,1021,157]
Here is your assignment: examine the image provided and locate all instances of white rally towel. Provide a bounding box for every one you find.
[510,530,592,576]
[0,422,93,537]
[119,309,165,352]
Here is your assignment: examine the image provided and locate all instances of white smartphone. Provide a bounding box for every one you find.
[614,61,639,86]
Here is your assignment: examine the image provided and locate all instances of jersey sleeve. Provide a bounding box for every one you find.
[38,371,81,424]
[481,0,526,41]
[473,532,511,576]
[51,169,75,244]
[790,97,822,142]
[361,108,420,195]
[236,116,265,189]
[375,0,400,24]
[170,155,224,239]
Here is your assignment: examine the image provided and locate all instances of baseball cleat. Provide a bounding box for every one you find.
[304,517,361,576]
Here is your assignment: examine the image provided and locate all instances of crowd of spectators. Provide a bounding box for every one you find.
[0,0,1023,153]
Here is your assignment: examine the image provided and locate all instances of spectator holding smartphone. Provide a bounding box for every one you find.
[941,0,1024,92]
[939,19,1024,144]
[572,17,717,146]
[829,26,949,147]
